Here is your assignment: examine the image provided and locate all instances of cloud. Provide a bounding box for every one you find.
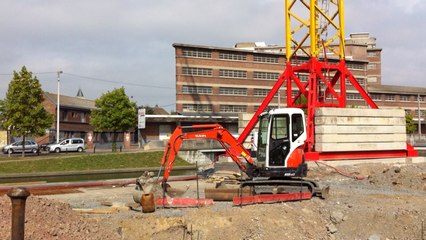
[0,0,425,111]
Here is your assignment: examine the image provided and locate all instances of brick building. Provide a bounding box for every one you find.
[173,33,426,133]
[41,92,95,144]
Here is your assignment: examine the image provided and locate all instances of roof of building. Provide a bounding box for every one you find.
[368,85,426,95]
[152,105,169,115]
[44,92,96,110]
[146,114,238,123]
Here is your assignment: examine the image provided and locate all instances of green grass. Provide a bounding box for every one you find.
[0,151,191,174]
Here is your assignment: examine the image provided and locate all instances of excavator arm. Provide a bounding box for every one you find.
[160,124,255,182]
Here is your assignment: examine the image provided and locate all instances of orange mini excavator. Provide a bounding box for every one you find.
[160,108,327,203]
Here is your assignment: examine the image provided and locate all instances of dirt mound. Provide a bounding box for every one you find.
[121,201,331,240]
[366,164,426,191]
[0,195,121,240]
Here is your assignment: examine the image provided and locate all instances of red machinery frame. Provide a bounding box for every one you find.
[238,57,417,160]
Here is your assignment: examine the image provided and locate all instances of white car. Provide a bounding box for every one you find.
[48,138,85,153]
[3,140,39,154]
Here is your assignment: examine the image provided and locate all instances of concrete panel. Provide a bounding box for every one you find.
[316,107,405,118]
[315,125,406,134]
[315,142,407,152]
[315,133,406,143]
[315,116,405,126]
[314,108,407,152]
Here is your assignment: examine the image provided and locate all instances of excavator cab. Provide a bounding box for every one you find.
[256,108,307,178]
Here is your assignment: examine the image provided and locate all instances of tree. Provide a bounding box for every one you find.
[1,66,53,156]
[90,87,137,151]
[405,113,416,134]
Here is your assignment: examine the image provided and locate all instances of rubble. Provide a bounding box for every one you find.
[0,161,425,239]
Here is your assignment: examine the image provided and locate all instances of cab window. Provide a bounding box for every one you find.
[291,114,304,141]
[271,115,289,140]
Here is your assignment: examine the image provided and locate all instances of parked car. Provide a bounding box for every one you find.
[40,139,63,151]
[2,140,39,154]
[48,138,85,153]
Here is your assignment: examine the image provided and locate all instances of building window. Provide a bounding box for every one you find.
[371,94,381,101]
[418,95,425,102]
[81,112,86,123]
[253,55,279,64]
[254,89,270,96]
[385,95,395,101]
[415,110,425,117]
[400,95,409,102]
[290,59,308,65]
[253,71,280,80]
[367,63,377,70]
[182,49,212,58]
[219,87,247,96]
[182,104,212,113]
[220,105,247,113]
[297,74,309,82]
[367,77,378,83]
[61,110,68,121]
[219,69,247,78]
[219,52,247,61]
[182,67,212,76]
[346,63,365,70]
[367,51,378,57]
[347,93,363,100]
[182,85,212,94]
[346,78,365,86]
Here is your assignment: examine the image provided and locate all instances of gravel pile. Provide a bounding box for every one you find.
[0,195,121,240]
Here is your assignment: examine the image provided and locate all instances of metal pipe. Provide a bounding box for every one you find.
[196,161,199,208]
[418,94,422,137]
[56,71,62,143]
[7,187,30,240]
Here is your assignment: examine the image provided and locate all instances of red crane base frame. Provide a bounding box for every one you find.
[238,57,417,160]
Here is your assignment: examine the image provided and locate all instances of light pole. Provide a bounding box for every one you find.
[418,94,422,138]
[57,71,63,143]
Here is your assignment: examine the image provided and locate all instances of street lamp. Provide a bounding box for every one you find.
[418,94,422,138]
[57,71,63,143]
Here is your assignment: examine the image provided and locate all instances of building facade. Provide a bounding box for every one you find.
[174,33,426,133]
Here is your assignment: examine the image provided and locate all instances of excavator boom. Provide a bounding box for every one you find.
[161,124,255,182]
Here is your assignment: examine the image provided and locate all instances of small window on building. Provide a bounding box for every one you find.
[81,112,86,123]
[371,94,382,101]
[182,85,212,94]
[385,95,395,101]
[182,67,212,76]
[219,52,247,61]
[253,71,280,80]
[219,69,247,79]
[367,63,377,70]
[399,95,409,102]
[253,55,279,64]
[182,49,212,58]
[219,87,247,96]
[220,105,247,113]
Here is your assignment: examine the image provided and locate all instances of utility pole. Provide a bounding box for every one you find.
[57,71,63,143]
[418,94,422,137]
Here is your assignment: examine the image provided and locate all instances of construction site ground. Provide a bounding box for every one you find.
[1,158,426,240]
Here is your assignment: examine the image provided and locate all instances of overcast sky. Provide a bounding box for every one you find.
[0,0,425,112]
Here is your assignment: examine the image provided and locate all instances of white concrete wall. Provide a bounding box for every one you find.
[315,108,406,152]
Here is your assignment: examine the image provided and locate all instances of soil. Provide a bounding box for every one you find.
[1,160,425,240]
